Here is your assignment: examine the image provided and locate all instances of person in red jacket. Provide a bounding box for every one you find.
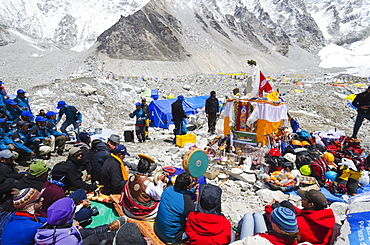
[185,184,232,245]
[265,189,335,245]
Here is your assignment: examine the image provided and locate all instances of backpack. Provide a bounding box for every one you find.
[296,154,313,170]
[310,157,329,186]
[68,106,81,121]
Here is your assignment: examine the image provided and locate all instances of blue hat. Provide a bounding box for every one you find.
[21,111,33,117]
[46,111,58,117]
[78,132,91,143]
[0,150,15,159]
[17,89,26,94]
[56,101,67,109]
[270,207,298,233]
[35,116,47,122]
[5,99,17,105]
[178,95,184,101]
[113,145,130,156]
[135,102,142,106]
[0,118,6,123]
[0,81,3,84]
[47,198,76,226]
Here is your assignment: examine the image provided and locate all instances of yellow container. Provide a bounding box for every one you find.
[176,133,196,147]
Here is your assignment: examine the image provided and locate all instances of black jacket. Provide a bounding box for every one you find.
[171,100,187,122]
[205,96,219,115]
[91,142,111,182]
[64,158,97,191]
[74,142,92,175]
[0,163,24,194]
[353,91,370,114]
[16,174,46,191]
[100,155,127,195]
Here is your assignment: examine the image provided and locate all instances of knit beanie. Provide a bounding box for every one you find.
[78,132,90,144]
[113,223,146,245]
[13,188,41,213]
[47,198,76,226]
[270,207,298,233]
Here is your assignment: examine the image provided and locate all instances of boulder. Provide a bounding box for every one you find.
[256,189,289,203]
[330,202,349,223]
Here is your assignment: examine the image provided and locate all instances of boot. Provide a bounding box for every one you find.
[108,216,127,231]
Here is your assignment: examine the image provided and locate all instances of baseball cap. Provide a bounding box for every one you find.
[56,101,67,109]
[0,118,6,123]
[17,89,26,93]
[5,99,17,105]
[298,189,328,210]
[21,111,33,117]
[0,81,3,84]
[113,145,130,156]
[35,116,47,122]
[178,95,184,101]
[0,150,15,159]
[78,132,91,143]
[135,102,142,106]
[46,111,58,117]
[29,161,49,177]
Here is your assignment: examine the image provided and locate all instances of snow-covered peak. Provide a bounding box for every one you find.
[0,0,150,50]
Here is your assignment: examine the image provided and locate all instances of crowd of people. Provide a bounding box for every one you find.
[0,83,339,245]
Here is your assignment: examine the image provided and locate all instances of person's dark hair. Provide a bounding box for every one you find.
[137,158,150,173]
[175,172,191,190]
[210,91,216,96]
[279,230,301,243]
[233,88,240,95]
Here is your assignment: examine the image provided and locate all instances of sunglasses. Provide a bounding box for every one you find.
[74,153,83,157]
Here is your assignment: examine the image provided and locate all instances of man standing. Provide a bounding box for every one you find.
[55,101,82,141]
[351,86,370,138]
[129,102,147,143]
[141,98,150,140]
[171,95,188,143]
[205,91,220,135]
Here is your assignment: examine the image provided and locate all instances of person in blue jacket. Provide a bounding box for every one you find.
[0,81,8,107]
[11,121,35,166]
[0,117,15,152]
[155,172,196,244]
[55,101,82,141]
[29,116,53,159]
[129,102,148,143]
[15,89,31,112]
[1,188,47,245]
[5,99,22,124]
[45,111,67,155]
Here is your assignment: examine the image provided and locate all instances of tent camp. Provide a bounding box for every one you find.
[149,95,209,129]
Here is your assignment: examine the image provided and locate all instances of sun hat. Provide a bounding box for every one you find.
[270,207,298,233]
[108,134,120,144]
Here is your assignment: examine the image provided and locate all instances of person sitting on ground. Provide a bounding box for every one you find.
[62,147,97,192]
[11,121,35,166]
[29,116,53,159]
[37,109,46,117]
[129,102,148,143]
[233,207,300,245]
[5,99,23,125]
[40,165,97,225]
[85,139,102,182]
[0,150,26,207]
[100,145,130,195]
[12,110,34,129]
[91,134,120,182]
[120,154,166,220]
[74,132,92,181]
[265,189,335,245]
[155,172,196,244]
[1,188,47,245]
[45,111,68,156]
[14,89,31,112]
[16,161,49,191]
[34,197,127,245]
[185,184,232,245]
[55,101,82,141]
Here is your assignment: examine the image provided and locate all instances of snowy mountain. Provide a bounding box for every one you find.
[0,0,369,76]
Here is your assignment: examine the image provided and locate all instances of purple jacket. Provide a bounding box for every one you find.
[34,225,82,245]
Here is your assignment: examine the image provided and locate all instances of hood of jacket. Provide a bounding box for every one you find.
[298,208,335,229]
[95,142,111,151]
[35,226,82,245]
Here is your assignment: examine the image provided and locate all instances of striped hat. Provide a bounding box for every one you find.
[13,188,41,211]
[270,207,298,233]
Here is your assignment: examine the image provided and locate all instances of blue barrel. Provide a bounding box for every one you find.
[151,89,159,100]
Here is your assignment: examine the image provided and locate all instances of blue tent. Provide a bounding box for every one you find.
[149,95,209,129]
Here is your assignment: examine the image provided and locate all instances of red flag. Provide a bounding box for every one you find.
[258,71,273,97]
